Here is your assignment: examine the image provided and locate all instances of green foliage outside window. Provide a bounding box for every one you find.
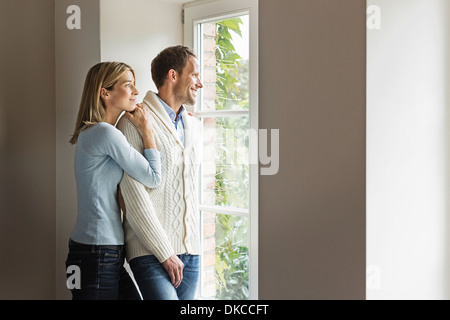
[213,17,250,300]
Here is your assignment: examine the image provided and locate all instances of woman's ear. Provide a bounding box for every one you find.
[100,88,109,100]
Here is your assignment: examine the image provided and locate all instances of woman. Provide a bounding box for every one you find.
[65,62,160,300]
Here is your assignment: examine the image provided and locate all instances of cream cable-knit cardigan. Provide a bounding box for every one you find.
[117,91,202,263]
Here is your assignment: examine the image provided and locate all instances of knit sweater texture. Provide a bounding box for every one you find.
[117,91,202,263]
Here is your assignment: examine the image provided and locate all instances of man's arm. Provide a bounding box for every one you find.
[118,117,184,287]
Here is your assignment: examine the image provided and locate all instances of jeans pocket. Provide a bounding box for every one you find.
[101,249,121,266]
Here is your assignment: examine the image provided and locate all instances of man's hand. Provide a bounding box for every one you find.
[162,255,184,288]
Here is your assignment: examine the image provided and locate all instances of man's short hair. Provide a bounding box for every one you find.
[151,45,197,89]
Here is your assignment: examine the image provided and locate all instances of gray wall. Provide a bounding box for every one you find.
[55,0,101,299]
[258,0,366,299]
[0,0,56,299]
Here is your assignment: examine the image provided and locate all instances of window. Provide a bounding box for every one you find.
[184,0,258,300]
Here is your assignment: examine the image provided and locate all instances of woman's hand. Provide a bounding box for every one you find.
[124,104,156,149]
[125,104,150,131]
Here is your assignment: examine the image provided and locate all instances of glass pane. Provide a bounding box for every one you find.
[202,115,249,209]
[200,15,249,111]
[201,212,249,300]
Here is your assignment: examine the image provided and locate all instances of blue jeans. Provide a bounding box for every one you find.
[65,239,141,300]
[129,254,200,300]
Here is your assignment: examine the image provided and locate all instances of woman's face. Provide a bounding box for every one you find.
[104,70,139,113]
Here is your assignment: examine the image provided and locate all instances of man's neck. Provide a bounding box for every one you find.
[157,89,182,116]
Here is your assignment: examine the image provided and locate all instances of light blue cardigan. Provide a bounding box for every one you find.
[70,122,161,245]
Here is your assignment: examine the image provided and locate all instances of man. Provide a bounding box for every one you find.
[117,45,203,300]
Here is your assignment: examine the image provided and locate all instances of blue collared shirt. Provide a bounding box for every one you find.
[157,95,185,147]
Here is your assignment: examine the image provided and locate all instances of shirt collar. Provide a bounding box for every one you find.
[156,95,185,123]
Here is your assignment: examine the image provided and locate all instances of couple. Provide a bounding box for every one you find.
[65,45,203,300]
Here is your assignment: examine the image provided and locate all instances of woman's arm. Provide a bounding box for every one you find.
[98,121,161,189]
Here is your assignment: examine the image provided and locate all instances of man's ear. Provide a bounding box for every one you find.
[168,69,177,84]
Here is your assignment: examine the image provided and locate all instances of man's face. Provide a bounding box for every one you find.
[174,56,203,106]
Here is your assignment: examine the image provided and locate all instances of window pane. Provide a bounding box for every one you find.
[200,15,249,111]
[202,115,249,209]
[201,212,249,300]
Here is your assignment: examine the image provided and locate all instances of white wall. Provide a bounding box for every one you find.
[367,0,450,299]
[100,0,184,99]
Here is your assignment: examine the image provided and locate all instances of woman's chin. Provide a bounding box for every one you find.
[125,104,137,112]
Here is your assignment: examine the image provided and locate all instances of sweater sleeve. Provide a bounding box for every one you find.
[97,123,161,189]
[118,118,175,262]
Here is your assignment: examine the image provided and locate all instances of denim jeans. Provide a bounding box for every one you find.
[129,254,200,300]
[65,239,141,300]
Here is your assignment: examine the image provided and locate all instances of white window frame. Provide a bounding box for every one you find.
[183,0,259,300]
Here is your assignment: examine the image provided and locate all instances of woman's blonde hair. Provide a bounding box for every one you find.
[69,62,135,144]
